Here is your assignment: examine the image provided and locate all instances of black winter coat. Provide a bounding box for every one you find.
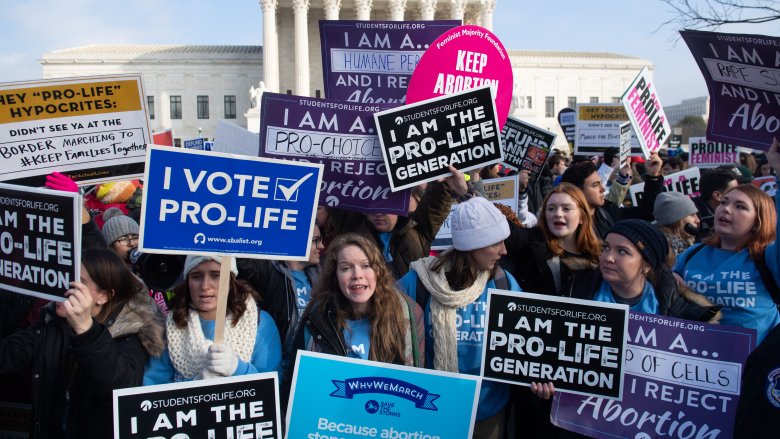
[594,174,664,239]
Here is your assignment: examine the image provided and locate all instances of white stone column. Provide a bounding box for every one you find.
[323,0,341,20]
[293,0,310,96]
[260,0,279,93]
[387,0,407,20]
[449,0,466,20]
[354,0,372,20]
[419,0,437,20]
[480,0,496,31]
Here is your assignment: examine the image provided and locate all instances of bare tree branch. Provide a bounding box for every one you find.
[657,0,780,35]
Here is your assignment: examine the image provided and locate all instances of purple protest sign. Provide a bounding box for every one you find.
[681,30,780,151]
[551,312,756,438]
[258,93,410,215]
[319,20,459,104]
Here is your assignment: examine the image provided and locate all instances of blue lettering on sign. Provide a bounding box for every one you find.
[330,376,439,410]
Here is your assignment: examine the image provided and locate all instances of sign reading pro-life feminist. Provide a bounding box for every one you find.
[681,30,780,151]
[689,137,739,168]
[481,290,629,399]
[551,312,755,439]
[621,67,671,157]
[287,352,480,439]
[113,373,281,439]
[500,116,557,181]
[258,93,410,215]
[407,25,513,129]
[0,75,150,186]
[139,146,322,260]
[320,20,459,103]
[0,183,80,301]
[374,85,503,191]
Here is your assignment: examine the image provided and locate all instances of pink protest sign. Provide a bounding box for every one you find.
[407,25,513,129]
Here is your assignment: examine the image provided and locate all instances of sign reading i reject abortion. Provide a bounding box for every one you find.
[139,146,322,260]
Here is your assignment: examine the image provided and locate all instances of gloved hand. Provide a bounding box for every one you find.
[206,344,239,377]
[45,172,79,193]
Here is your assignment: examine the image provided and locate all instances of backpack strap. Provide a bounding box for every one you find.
[493,265,509,290]
[415,274,430,311]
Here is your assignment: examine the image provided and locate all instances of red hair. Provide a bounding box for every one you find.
[705,184,776,261]
[539,183,601,263]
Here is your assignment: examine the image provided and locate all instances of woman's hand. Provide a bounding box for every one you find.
[443,165,469,197]
[62,281,96,335]
[645,153,662,177]
[766,137,780,173]
[530,381,555,400]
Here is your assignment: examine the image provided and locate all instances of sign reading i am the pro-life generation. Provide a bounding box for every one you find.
[0,183,80,301]
[500,116,556,181]
[374,85,503,191]
[688,137,740,168]
[0,75,151,187]
[681,30,780,152]
[551,312,755,439]
[113,373,281,439]
[287,351,480,439]
[139,145,323,260]
[482,290,629,399]
[574,103,642,156]
[258,93,411,215]
[621,67,671,157]
[319,20,459,104]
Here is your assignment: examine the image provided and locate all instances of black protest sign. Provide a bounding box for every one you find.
[113,373,281,439]
[557,108,576,151]
[374,85,502,191]
[500,116,556,181]
[0,183,80,301]
[482,290,628,399]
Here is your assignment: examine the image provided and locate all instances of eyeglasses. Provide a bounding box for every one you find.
[311,236,323,246]
[115,235,139,246]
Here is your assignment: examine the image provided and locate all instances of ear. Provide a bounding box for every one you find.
[96,289,113,306]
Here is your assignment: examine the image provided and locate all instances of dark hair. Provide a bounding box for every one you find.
[430,248,493,291]
[548,154,566,168]
[81,248,144,323]
[561,161,599,189]
[700,169,737,202]
[663,156,684,171]
[170,265,259,329]
[603,147,619,166]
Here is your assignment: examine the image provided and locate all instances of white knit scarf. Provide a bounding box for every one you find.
[409,256,489,372]
[166,299,258,379]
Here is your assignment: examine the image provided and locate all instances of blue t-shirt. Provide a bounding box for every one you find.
[343,318,371,360]
[593,280,659,314]
[291,270,312,316]
[143,310,282,385]
[397,269,522,421]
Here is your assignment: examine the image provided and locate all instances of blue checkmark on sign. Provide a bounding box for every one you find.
[274,173,314,202]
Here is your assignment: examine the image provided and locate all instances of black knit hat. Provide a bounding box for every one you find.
[607,219,668,269]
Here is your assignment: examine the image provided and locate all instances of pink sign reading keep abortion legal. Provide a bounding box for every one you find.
[407,25,513,129]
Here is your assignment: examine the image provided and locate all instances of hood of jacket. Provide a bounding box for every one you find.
[107,288,166,357]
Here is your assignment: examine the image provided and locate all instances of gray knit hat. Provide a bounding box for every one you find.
[101,207,139,244]
[653,192,698,227]
[451,196,510,251]
[182,255,238,279]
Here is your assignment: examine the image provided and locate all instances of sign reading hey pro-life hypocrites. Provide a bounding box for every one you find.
[139,146,323,260]
[374,85,502,191]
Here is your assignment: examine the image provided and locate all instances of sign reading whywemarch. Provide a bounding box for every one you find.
[258,93,410,215]
[689,137,739,168]
[574,103,641,156]
[0,75,150,186]
[629,167,701,205]
[139,146,322,260]
[319,20,459,103]
[0,183,80,301]
[481,290,629,399]
[500,116,556,181]
[287,352,479,439]
[113,373,281,439]
[552,312,755,439]
[681,30,780,152]
[375,85,502,191]
[621,67,671,157]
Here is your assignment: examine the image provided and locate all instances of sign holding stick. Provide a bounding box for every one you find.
[0,74,150,187]
[481,290,629,399]
[213,255,233,345]
[0,183,80,301]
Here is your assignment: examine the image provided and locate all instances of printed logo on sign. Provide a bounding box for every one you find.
[365,400,379,414]
[273,173,313,202]
[140,400,152,411]
[766,368,780,409]
[330,377,439,411]
[194,233,206,244]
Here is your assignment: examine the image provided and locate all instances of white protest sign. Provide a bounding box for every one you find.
[688,137,739,168]
[621,67,671,158]
[629,167,701,205]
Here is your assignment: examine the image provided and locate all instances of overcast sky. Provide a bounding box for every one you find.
[1,0,777,106]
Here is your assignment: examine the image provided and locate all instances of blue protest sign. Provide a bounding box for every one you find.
[183,138,205,150]
[287,352,479,438]
[139,146,323,260]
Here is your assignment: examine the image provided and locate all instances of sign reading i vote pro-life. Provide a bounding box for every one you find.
[139,146,323,260]
[287,351,480,439]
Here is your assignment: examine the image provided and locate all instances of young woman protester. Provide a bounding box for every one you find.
[397,196,522,439]
[0,248,164,439]
[675,138,780,345]
[653,191,701,260]
[143,255,281,384]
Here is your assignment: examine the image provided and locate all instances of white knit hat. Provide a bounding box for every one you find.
[451,197,510,251]
[182,255,238,279]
